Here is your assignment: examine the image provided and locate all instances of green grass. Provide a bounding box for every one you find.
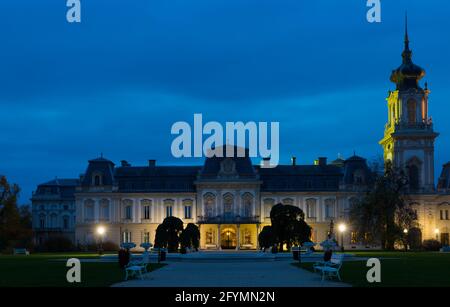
[0,253,166,287]
[293,251,450,287]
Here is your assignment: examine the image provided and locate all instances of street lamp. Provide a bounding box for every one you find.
[403,229,409,251]
[338,223,346,252]
[96,225,106,255]
[435,228,440,240]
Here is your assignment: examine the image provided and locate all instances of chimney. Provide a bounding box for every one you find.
[318,157,327,166]
[148,159,156,167]
[291,156,297,166]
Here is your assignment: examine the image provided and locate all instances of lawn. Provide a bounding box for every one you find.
[293,251,450,287]
[0,253,166,287]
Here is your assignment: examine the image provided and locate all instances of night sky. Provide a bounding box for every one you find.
[1,0,449,204]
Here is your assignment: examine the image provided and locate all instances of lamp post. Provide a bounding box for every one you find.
[338,223,346,252]
[403,229,409,251]
[96,225,106,255]
[435,228,440,241]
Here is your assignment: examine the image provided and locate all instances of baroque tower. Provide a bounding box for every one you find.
[379,16,439,192]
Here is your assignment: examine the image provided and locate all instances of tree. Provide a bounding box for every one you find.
[180,223,200,251]
[349,161,416,250]
[258,226,274,250]
[154,216,184,252]
[154,224,168,249]
[0,176,32,252]
[270,203,312,252]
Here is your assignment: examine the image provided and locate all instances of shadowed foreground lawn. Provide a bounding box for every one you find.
[0,253,165,287]
[293,251,450,287]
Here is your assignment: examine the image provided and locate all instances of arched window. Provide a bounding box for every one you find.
[242,193,253,217]
[84,199,95,221]
[407,99,417,124]
[223,193,234,215]
[203,193,216,217]
[409,165,420,190]
[306,198,316,218]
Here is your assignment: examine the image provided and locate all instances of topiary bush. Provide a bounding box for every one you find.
[422,239,442,251]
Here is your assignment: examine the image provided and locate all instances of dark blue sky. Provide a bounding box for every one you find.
[1,0,449,203]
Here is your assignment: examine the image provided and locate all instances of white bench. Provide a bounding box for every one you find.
[313,254,344,281]
[124,260,148,280]
[13,248,30,256]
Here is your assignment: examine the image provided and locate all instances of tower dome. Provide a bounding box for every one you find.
[390,14,425,90]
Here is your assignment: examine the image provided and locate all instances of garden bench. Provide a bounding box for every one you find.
[313,254,344,281]
[124,260,148,280]
[13,248,30,256]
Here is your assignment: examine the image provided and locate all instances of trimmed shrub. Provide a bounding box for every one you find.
[422,239,442,251]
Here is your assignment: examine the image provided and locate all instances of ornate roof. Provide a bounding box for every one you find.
[390,14,426,91]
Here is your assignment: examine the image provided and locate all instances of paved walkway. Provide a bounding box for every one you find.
[112,260,350,287]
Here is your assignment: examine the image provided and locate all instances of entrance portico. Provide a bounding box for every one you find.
[199,223,260,250]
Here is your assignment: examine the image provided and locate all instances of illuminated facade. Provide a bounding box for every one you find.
[31,22,450,250]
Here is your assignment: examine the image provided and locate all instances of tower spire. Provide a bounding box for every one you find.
[402,11,412,63]
[404,11,410,51]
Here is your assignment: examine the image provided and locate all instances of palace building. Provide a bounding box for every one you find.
[31,23,450,250]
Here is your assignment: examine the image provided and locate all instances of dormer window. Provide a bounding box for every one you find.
[92,173,103,186]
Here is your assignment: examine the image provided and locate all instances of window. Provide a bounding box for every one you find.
[203,193,215,217]
[306,198,316,218]
[84,200,95,221]
[242,193,253,217]
[93,174,102,186]
[144,205,151,220]
[184,205,192,219]
[223,193,234,214]
[142,200,151,220]
[441,210,444,220]
[63,216,69,229]
[166,206,173,217]
[100,199,110,221]
[408,164,420,190]
[446,210,449,220]
[164,199,174,217]
[325,199,335,218]
[143,232,150,244]
[122,231,132,243]
[125,206,132,219]
[39,215,45,229]
[407,99,417,124]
